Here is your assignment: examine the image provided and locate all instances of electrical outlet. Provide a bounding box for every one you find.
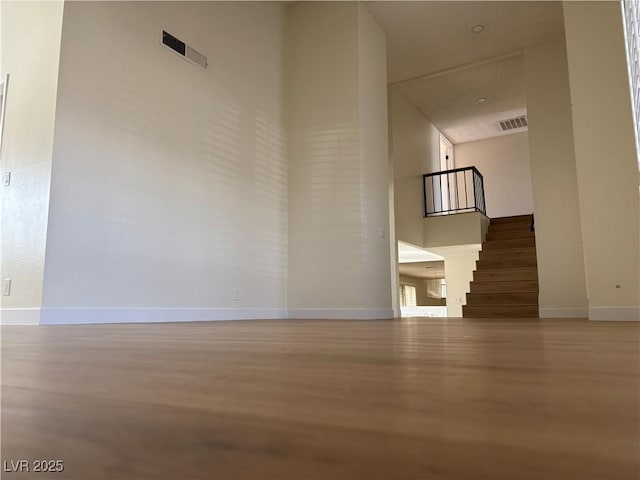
[3,279,11,296]
[378,226,386,239]
[4,171,10,186]
[232,288,240,301]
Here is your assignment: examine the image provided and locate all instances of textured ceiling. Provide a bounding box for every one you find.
[398,241,444,263]
[369,1,565,84]
[397,54,527,144]
[369,1,565,143]
[399,261,445,280]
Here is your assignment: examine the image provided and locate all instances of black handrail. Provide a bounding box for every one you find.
[422,166,486,217]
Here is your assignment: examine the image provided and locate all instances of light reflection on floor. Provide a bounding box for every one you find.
[400,306,447,317]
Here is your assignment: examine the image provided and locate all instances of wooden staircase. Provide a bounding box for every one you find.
[463,214,539,318]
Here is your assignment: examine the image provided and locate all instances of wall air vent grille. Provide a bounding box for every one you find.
[161,30,207,69]
[498,116,528,131]
[185,46,208,69]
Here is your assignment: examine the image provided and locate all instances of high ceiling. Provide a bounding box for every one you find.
[397,54,527,144]
[369,1,566,143]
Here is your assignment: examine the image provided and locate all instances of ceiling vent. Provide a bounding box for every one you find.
[161,30,208,69]
[498,115,528,131]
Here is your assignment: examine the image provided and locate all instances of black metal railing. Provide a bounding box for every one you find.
[423,166,486,217]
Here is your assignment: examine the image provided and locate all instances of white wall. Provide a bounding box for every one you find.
[41,2,289,323]
[455,132,533,219]
[563,1,640,320]
[443,250,480,317]
[0,1,64,324]
[523,39,589,318]
[286,3,392,319]
[423,212,489,249]
[390,87,440,247]
[358,5,395,316]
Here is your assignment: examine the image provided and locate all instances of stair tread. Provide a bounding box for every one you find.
[477,258,537,266]
[478,250,538,262]
[489,221,532,229]
[473,269,538,282]
[490,215,534,224]
[484,238,536,244]
[469,280,540,293]
[464,304,538,307]
[471,280,538,283]
[467,291,538,294]
[480,247,536,254]
[467,292,538,306]
[486,233,535,240]
[475,266,538,272]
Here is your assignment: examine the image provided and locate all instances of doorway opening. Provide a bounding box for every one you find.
[438,133,455,213]
[397,241,447,317]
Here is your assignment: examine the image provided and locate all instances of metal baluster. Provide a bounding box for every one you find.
[423,175,428,217]
[432,175,436,215]
[455,171,459,212]
[472,170,477,212]
[464,169,468,210]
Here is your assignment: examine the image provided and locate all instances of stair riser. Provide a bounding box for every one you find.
[474,269,538,282]
[470,280,539,293]
[482,238,536,250]
[490,215,534,225]
[479,248,536,261]
[477,258,538,270]
[488,222,533,232]
[466,292,538,306]
[486,231,535,241]
[463,305,539,318]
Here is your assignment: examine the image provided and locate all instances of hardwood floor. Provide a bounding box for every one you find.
[2,318,639,479]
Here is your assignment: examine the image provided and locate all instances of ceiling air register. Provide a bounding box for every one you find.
[161,30,208,69]
[498,115,528,131]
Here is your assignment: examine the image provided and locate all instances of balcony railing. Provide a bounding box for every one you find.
[423,166,486,217]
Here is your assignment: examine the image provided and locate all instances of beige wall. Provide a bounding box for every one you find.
[523,39,588,318]
[41,2,289,323]
[390,87,441,247]
[443,250,480,317]
[563,2,640,320]
[455,132,534,219]
[423,212,489,249]
[358,4,396,316]
[287,3,392,319]
[0,1,64,324]
[4,1,394,324]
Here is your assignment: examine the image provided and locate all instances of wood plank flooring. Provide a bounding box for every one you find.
[2,318,639,479]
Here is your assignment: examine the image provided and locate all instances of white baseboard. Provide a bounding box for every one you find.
[539,307,588,319]
[9,307,396,324]
[39,308,288,325]
[7,306,638,323]
[589,306,640,321]
[0,308,41,325]
[287,308,395,320]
